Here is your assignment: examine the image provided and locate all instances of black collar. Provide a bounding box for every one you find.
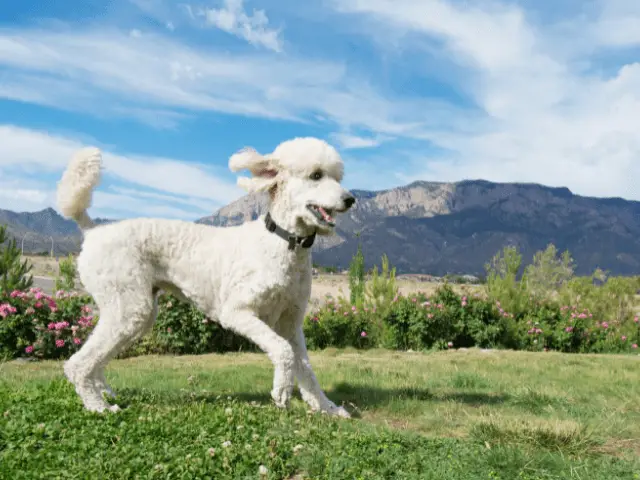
[264,212,316,251]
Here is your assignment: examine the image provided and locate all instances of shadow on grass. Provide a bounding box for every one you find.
[328,383,509,409]
[113,382,509,417]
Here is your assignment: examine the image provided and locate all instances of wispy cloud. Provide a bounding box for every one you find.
[0,125,242,218]
[0,26,431,137]
[330,133,388,150]
[326,0,640,200]
[198,0,283,52]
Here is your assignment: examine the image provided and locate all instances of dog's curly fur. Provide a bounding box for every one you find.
[57,137,355,417]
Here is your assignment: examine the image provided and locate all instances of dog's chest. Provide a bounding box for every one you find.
[256,267,310,324]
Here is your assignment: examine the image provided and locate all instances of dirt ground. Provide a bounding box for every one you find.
[24,255,65,278]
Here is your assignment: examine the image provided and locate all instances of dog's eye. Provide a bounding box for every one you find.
[310,171,323,181]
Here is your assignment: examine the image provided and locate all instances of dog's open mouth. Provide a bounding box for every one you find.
[307,204,336,227]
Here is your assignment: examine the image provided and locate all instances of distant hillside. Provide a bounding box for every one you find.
[198,180,640,276]
[3,179,640,275]
[0,207,110,255]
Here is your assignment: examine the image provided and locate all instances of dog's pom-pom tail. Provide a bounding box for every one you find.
[56,147,103,231]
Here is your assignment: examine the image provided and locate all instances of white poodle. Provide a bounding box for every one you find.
[56,137,356,417]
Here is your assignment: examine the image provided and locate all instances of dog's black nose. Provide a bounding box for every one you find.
[342,194,356,209]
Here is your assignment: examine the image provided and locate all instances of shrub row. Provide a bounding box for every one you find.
[1,282,638,361]
[303,285,639,354]
[2,233,639,360]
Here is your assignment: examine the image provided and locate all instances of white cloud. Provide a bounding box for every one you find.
[0,125,243,218]
[330,133,387,149]
[199,0,283,52]
[0,26,430,137]
[326,0,640,201]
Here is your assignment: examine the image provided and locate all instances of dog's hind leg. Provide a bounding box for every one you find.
[64,289,156,413]
[93,292,159,399]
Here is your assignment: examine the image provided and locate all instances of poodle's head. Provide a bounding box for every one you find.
[229,137,355,236]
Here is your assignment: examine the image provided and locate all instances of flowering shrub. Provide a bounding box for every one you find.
[303,295,376,350]
[303,283,640,354]
[0,288,96,360]
[126,293,256,356]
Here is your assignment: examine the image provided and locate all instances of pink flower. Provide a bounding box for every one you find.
[601,322,609,329]
[311,316,319,322]
[55,339,65,348]
[360,331,367,337]
[47,323,56,330]
[427,313,434,319]
[634,316,639,324]
[461,300,467,307]
[73,337,82,345]
[632,344,638,349]
[81,305,92,313]
[447,341,453,348]
[34,302,43,308]
[25,345,34,354]
[167,327,172,333]
[411,298,417,303]
[0,303,17,317]
[621,336,627,341]
[351,306,356,312]
[565,326,573,333]
[10,290,21,298]
[343,312,349,316]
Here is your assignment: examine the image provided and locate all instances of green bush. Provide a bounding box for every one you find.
[0,224,33,293]
[141,294,257,356]
[55,254,77,292]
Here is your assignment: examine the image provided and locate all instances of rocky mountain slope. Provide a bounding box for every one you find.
[197,180,640,276]
[2,179,640,275]
[0,208,109,255]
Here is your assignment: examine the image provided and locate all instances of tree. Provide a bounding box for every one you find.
[365,254,398,314]
[0,224,34,293]
[522,243,575,301]
[348,234,366,305]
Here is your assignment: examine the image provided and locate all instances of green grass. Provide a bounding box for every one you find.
[1,349,640,479]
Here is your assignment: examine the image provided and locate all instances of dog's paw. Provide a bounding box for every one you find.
[327,404,351,419]
[270,387,292,409]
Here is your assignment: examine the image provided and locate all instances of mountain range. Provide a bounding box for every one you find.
[2,179,640,276]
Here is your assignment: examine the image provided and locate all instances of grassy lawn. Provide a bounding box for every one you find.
[1,349,639,479]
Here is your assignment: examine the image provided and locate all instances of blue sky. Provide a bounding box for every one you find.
[0,0,639,220]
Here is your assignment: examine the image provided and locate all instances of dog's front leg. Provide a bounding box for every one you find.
[218,308,295,409]
[289,325,351,418]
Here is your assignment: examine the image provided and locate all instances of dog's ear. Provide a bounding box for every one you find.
[229,147,279,193]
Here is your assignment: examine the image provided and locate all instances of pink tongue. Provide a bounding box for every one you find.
[318,207,333,222]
